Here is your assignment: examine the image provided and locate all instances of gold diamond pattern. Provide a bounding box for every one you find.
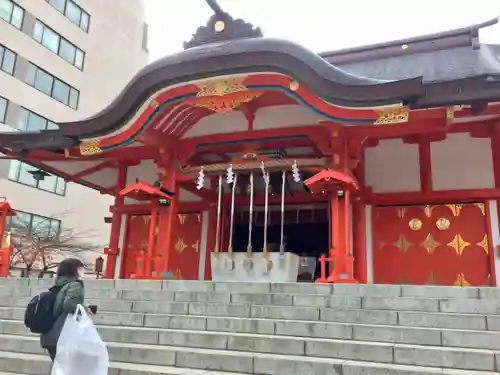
[447,234,470,255]
[421,234,439,255]
[175,237,188,254]
[477,234,489,254]
[392,235,413,253]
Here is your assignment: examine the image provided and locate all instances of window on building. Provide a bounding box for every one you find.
[142,22,149,52]
[33,20,85,70]
[7,210,61,239]
[45,0,89,32]
[8,160,66,196]
[0,96,7,123]
[0,44,17,75]
[25,63,79,109]
[17,107,57,132]
[0,0,24,29]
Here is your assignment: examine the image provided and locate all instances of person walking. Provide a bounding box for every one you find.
[40,258,86,361]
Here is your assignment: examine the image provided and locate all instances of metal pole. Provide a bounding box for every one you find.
[263,172,270,258]
[228,173,238,257]
[247,172,254,257]
[279,170,286,255]
[214,174,223,255]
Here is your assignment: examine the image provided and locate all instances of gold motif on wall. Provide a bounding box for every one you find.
[446,107,455,123]
[192,240,200,253]
[421,234,439,255]
[173,269,183,280]
[177,214,187,225]
[142,216,150,225]
[447,234,470,255]
[424,205,433,218]
[445,204,462,217]
[79,139,102,155]
[475,203,486,216]
[397,207,406,218]
[453,273,470,286]
[477,234,489,254]
[373,107,409,125]
[393,235,413,253]
[408,218,422,231]
[175,237,187,254]
[436,217,451,231]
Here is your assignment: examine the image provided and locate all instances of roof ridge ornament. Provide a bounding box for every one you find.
[183,0,263,49]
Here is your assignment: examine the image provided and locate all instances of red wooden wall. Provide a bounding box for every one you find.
[372,203,492,286]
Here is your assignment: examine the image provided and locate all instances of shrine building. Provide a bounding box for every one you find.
[0,1,499,286]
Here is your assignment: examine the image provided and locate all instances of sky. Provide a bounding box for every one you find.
[145,0,500,62]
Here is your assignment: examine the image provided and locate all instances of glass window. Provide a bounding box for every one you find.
[48,0,65,13]
[33,21,44,43]
[0,96,7,123]
[40,24,60,54]
[1,47,16,74]
[10,2,23,28]
[64,0,80,25]
[58,39,75,64]
[24,63,36,86]
[74,48,84,70]
[9,160,66,195]
[52,79,70,104]
[68,87,79,109]
[38,174,58,193]
[25,63,79,108]
[0,0,24,29]
[18,107,58,132]
[80,10,89,32]
[46,0,89,33]
[8,160,20,180]
[17,162,37,187]
[8,210,61,239]
[34,69,53,96]
[0,44,16,75]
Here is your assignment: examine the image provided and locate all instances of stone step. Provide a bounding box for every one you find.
[3,315,500,350]
[5,293,500,316]
[0,350,248,375]
[2,278,498,300]
[0,334,498,373]
[2,351,498,375]
[0,304,494,332]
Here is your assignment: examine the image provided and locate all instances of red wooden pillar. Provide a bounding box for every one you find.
[0,202,13,278]
[352,199,367,283]
[104,164,127,279]
[159,156,178,275]
[145,203,159,277]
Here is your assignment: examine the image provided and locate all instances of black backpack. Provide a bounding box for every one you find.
[24,286,63,334]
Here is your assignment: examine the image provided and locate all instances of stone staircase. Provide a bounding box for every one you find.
[0,279,500,375]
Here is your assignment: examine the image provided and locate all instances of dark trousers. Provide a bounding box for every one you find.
[47,346,57,361]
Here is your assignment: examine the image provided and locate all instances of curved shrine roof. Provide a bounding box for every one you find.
[0,1,499,154]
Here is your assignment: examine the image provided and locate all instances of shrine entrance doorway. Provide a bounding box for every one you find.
[372,203,492,286]
[233,204,329,281]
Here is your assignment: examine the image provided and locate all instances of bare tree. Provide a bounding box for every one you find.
[8,210,102,277]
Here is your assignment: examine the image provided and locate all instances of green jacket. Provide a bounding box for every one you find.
[40,276,85,348]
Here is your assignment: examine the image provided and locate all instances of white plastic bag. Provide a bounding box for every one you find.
[51,304,109,375]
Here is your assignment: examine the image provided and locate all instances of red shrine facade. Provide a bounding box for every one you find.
[0,2,499,286]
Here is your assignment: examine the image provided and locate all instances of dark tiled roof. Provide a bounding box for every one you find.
[322,18,500,83]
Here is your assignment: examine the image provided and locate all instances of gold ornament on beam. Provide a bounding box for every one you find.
[446,107,455,123]
[79,139,102,155]
[373,107,409,125]
[196,77,248,97]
